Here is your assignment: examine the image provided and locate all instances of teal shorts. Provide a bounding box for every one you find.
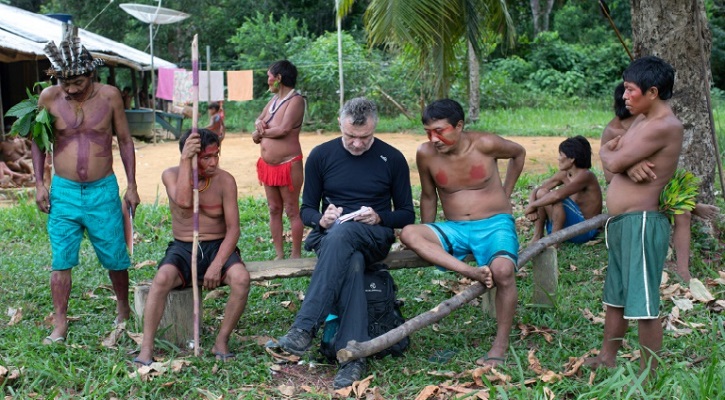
[603,211,670,319]
[48,174,130,271]
[426,213,519,270]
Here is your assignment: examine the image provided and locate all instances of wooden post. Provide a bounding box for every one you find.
[480,287,497,318]
[532,247,558,307]
[134,285,201,348]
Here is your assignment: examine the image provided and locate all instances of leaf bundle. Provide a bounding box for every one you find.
[6,81,55,152]
[659,168,700,223]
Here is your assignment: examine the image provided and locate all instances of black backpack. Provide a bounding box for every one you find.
[320,264,410,360]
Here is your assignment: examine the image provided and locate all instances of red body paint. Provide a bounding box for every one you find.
[54,103,112,181]
[435,170,448,185]
[470,164,486,180]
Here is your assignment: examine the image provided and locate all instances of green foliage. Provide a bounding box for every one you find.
[228,12,311,99]
[6,81,54,152]
[294,31,379,122]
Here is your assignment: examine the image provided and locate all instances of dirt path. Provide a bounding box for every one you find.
[113,132,602,203]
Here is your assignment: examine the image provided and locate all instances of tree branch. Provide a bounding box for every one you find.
[336,214,609,363]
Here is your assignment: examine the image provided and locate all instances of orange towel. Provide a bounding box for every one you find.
[227,70,253,101]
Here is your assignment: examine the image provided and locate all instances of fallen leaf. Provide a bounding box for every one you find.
[195,388,223,400]
[569,264,577,271]
[352,374,374,397]
[540,370,562,383]
[689,279,715,303]
[264,347,301,363]
[102,321,126,348]
[581,308,605,324]
[672,298,693,311]
[414,385,439,400]
[707,299,725,313]
[280,301,297,311]
[7,307,22,326]
[335,386,353,397]
[543,386,556,400]
[134,260,157,269]
[235,334,276,346]
[204,289,226,301]
[527,349,545,374]
[126,331,143,346]
[277,384,295,396]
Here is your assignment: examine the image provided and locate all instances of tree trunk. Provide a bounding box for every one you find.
[530,0,541,35]
[630,0,718,204]
[337,214,610,363]
[468,40,480,122]
[542,0,555,32]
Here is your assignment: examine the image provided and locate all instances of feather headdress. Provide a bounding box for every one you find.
[43,25,104,79]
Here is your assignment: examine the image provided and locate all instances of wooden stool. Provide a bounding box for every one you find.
[134,285,201,348]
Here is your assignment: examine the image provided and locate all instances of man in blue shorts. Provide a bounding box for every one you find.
[400,99,526,367]
[33,30,139,345]
[586,56,683,376]
[525,135,602,244]
[135,129,250,365]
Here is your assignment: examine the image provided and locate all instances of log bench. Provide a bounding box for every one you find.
[134,214,608,348]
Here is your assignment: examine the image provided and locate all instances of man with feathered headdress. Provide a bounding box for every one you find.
[32,25,140,345]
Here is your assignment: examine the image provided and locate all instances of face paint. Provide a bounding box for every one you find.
[424,124,457,146]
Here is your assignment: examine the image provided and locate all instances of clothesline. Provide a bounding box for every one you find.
[156,68,253,102]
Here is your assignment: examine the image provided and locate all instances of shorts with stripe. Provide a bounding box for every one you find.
[603,211,670,319]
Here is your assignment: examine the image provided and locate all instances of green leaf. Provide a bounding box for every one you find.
[6,99,37,118]
[9,113,33,137]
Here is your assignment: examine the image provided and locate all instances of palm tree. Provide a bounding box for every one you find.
[339,0,515,117]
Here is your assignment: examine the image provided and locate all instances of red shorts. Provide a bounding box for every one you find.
[256,154,303,191]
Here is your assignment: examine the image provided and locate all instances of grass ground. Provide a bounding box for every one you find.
[1,171,724,399]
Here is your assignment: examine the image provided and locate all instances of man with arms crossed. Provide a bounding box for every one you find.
[400,99,525,367]
[274,98,414,388]
[586,56,683,374]
[135,129,250,365]
[33,32,139,344]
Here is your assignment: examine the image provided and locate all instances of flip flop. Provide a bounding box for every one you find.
[132,357,153,367]
[213,351,236,361]
[475,354,506,367]
[42,336,65,345]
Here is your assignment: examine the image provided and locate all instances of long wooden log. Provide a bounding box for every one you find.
[336,214,609,363]
[245,248,446,281]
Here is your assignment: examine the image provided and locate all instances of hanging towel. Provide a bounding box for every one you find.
[198,71,225,102]
[173,70,193,105]
[227,70,254,101]
[156,67,183,100]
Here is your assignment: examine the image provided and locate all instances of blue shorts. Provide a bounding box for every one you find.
[48,174,130,271]
[545,197,600,243]
[426,213,519,270]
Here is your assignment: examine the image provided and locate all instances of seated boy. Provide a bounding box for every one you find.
[525,135,602,244]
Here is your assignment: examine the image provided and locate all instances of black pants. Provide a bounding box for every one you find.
[294,221,394,352]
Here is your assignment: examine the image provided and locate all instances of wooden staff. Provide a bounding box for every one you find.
[337,214,610,362]
[190,34,201,356]
[598,0,633,61]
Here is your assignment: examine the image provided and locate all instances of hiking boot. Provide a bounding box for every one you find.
[333,358,367,389]
[277,328,312,356]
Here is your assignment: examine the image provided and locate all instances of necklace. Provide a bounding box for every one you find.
[67,85,95,129]
[198,177,211,193]
[265,89,297,123]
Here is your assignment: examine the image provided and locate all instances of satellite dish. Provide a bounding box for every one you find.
[121,1,189,144]
[120,3,190,25]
